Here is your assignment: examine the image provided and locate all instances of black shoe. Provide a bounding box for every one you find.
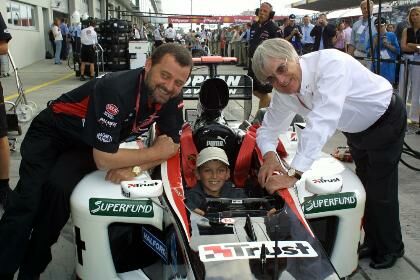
[243,67,248,70]
[80,76,86,81]
[358,243,372,259]
[0,186,12,207]
[369,247,404,269]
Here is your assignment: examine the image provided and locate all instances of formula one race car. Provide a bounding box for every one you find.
[70,57,366,279]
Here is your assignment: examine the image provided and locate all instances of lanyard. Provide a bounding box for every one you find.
[296,95,311,111]
[132,72,143,133]
[131,71,162,134]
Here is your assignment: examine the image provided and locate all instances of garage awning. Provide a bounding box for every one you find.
[292,0,364,11]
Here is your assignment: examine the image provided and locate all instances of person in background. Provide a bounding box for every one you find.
[153,23,164,48]
[253,38,406,270]
[334,21,346,52]
[139,22,148,41]
[51,18,63,65]
[248,1,283,109]
[386,24,395,33]
[164,23,176,43]
[239,23,251,68]
[284,14,302,54]
[399,6,420,125]
[79,19,98,81]
[348,0,377,68]
[310,13,336,51]
[367,17,400,85]
[343,20,352,52]
[69,22,82,56]
[301,15,315,54]
[60,18,69,60]
[133,23,141,40]
[185,147,247,216]
[0,12,12,207]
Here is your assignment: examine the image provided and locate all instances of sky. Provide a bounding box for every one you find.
[160,0,292,16]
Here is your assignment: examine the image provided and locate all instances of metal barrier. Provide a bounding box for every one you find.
[353,55,420,109]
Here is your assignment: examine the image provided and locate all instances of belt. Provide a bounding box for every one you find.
[368,93,396,131]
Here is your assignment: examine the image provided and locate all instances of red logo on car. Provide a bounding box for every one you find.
[106,104,119,116]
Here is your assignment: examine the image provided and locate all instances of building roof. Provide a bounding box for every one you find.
[292,0,362,11]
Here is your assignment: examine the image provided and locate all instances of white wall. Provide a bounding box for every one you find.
[1,1,50,68]
[7,6,47,69]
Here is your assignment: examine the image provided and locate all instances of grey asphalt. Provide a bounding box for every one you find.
[0,59,419,279]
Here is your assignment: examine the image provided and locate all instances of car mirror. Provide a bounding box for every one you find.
[305,174,343,195]
[121,180,163,198]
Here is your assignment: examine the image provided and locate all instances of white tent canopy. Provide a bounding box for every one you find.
[276,7,319,17]
[327,4,392,19]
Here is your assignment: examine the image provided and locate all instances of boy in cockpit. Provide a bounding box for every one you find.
[185,147,247,215]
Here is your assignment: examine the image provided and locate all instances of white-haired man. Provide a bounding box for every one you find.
[252,38,405,269]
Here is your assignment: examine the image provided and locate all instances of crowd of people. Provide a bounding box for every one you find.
[146,2,418,117]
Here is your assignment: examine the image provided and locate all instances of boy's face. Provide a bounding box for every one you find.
[196,160,230,197]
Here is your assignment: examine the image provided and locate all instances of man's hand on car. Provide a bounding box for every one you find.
[152,135,180,160]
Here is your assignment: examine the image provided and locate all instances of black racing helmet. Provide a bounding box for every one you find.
[198,78,229,121]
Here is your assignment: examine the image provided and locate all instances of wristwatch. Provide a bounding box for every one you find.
[132,166,142,176]
[287,168,301,180]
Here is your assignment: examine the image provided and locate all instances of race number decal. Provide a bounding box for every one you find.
[198,241,317,262]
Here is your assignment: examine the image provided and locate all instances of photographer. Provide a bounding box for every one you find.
[310,14,336,51]
[284,14,303,54]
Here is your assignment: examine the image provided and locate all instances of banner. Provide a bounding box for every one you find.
[168,15,285,24]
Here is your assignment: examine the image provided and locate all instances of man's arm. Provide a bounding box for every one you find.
[93,134,179,170]
[290,57,350,173]
[256,93,295,186]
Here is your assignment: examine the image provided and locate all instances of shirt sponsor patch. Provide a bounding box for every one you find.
[142,228,168,262]
[106,104,119,116]
[98,117,117,128]
[198,241,317,262]
[96,132,113,143]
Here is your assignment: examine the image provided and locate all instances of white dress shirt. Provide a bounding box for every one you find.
[154,28,163,41]
[164,27,176,40]
[257,49,393,172]
[80,26,97,45]
[301,23,315,44]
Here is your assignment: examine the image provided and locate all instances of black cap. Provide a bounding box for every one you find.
[289,14,296,20]
[374,17,386,25]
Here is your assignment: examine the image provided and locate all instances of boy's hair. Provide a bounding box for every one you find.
[196,147,229,168]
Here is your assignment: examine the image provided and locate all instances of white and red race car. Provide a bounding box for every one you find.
[70,57,365,279]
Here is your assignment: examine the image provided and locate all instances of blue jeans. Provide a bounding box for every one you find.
[54,40,62,64]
